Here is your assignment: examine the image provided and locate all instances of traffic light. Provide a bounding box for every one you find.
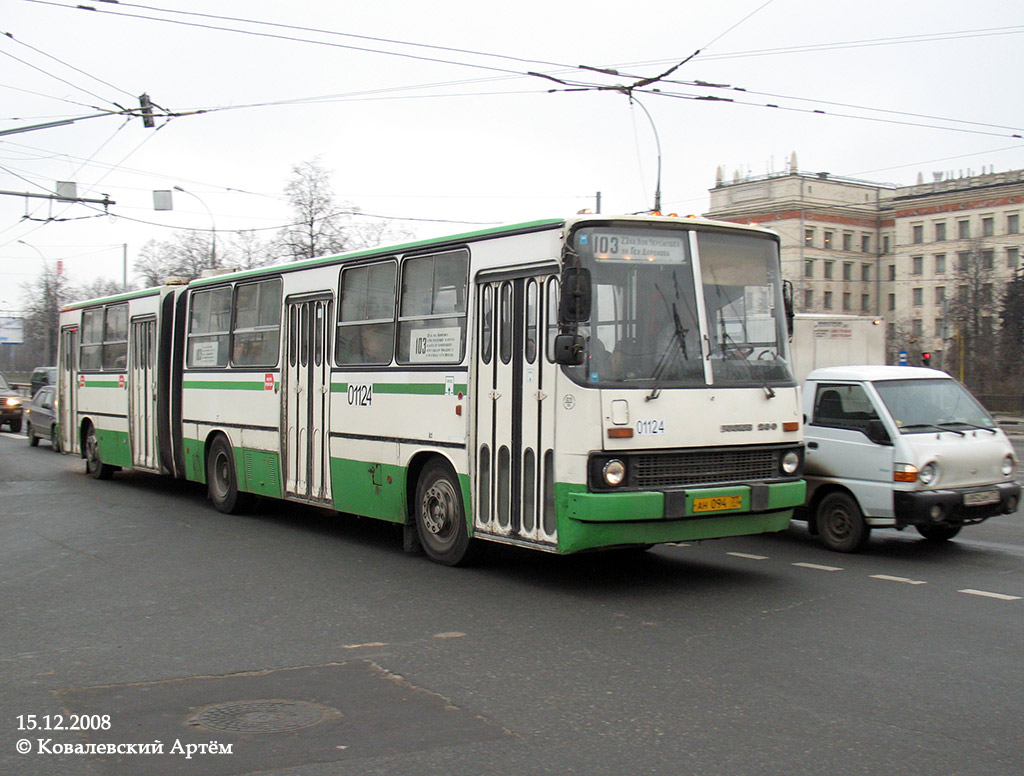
[921,352,931,367]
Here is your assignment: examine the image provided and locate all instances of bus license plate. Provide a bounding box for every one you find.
[964,490,999,506]
[692,495,743,513]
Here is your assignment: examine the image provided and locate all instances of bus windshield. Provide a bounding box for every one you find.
[566,225,794,388]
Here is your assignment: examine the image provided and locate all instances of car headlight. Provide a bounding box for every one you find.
[1002,455,1015,477]
[4,397,20,407]
[602,459,626,487]
[781,449,801,475]
[919,462,937,485]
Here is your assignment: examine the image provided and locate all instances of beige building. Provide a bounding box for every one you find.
[706,160,1024,367]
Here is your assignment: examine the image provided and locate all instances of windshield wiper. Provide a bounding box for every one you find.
[646,300,688,402]
[938,421,997,434]
[900,423,965,436]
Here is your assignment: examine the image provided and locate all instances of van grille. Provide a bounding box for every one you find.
[633,448,777,489]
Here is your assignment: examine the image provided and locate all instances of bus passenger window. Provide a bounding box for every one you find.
[337,261,396,366]
[231,279,282,367]
[397,250,468,364]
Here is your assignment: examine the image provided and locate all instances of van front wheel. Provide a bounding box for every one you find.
[916,523,961,542]
[816,492,870,552]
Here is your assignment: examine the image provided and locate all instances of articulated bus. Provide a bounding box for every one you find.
[57,215,805,565]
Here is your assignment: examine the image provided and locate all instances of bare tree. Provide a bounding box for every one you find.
[947,239,1003,390]
[999,268,1024,393]
[275,157,411,261]
[135,231,224,286]
[19,263,74,366]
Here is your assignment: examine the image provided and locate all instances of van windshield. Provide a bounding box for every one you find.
[873,378,996,433]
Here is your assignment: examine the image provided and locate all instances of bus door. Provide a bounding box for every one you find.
[129,316,158,470]
[474,273,558,546]
[59,325,78,455]
[283,294,333,504]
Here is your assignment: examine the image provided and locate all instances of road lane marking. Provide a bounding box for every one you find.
[792,562,843,572]
[959,589,1021,601]
[728,552,769,560]
[871,574,927,585]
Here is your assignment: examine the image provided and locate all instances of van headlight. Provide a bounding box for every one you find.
[1002,455,1015,477]
[919,462,937,485]
[780,449,801,475]
[602,459,626,487]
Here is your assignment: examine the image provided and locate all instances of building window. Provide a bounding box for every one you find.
[824,261,834,279]
[887,322,895,341]
[887,293,895,311]
[934,222,946,241]
[843,262,853,281]
[804,289,813,308]
[982,284,993,304]
[824,231,833,249]
[1009,214,1020,235]
[912,287,923,306]
[823,291,833,309]
[934,254,946,274]
[982,216,994,237]
[843,233,853,251]
[982,250,994,270]
[861,293,870,312]
[912,319,923,337]
[935,318,945,338]
[861,264,871,282]
[912,224,923,244]
[804,228,815,246]
[935,286,945,304]
[888,264,896,281]
[842,292,851,311]
[882,235,891,254]
[1008,247,1020,269]
[958,252,970,271]
[861,234,871,253]
[911,256,923,275]
[804,259,814,278]
[958,220,970,239]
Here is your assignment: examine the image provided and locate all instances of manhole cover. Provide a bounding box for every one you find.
[190,699,338,733]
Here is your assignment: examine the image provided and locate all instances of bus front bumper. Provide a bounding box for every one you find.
[557,480,805,554]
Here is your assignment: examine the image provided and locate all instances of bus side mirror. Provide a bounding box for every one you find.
[560,267,591,322]
[783,279,794,338]
[553,333,586,365]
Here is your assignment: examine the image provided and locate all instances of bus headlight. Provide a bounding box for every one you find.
[919,462,937,485]
[780,450,801,475]
[603,459,626,487]
[1002,455,1015,476]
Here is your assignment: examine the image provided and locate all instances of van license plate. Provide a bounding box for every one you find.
[964,490,999,506]
[692,495,743,513]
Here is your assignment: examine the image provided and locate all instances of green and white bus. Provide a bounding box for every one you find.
[58,215,805,565]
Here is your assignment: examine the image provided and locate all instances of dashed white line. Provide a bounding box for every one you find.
[728,552,769,560]
[958,589,1021,601]
[871,574,927,585]
[792,562,843,572]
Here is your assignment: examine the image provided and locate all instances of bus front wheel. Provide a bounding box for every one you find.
[415,459,474,566]
[207,436,251,514]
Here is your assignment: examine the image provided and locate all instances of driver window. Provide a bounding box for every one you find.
[812,383,880,432]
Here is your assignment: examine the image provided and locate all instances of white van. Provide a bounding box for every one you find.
[800,365,1020,551]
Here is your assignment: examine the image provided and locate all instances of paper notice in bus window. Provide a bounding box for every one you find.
[409,326,460,363]
[191,341,220,367]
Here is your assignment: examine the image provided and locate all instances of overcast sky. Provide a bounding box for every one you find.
[2,0,1023,309]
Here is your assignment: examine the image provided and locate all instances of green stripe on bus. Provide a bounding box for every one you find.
[82,380,122,388]
[183,381,268,391]
[373,383,468,395]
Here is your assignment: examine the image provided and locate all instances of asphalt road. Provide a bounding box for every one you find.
[1,431,1022,776]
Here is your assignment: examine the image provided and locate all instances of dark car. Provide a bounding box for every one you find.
[26,385,59,450]
[0,372,23,433]
[30,366,56,397]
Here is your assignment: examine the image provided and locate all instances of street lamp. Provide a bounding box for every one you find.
[629,96,662,214]
[173,185,217,267]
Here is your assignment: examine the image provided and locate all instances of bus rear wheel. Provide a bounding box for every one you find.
[415,459,474,566]
[84,424,115,480]
[206,436,251,514]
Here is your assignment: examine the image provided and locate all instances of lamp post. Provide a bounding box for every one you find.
[629,96,662,214]
[173,185,217,268]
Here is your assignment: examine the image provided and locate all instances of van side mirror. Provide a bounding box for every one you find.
[560,267,591,322]
[864,419,892,446]
[553,333,586,365]
[782,279,794,338]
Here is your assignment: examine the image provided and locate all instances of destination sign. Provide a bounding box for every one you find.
[578,230,686,263]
